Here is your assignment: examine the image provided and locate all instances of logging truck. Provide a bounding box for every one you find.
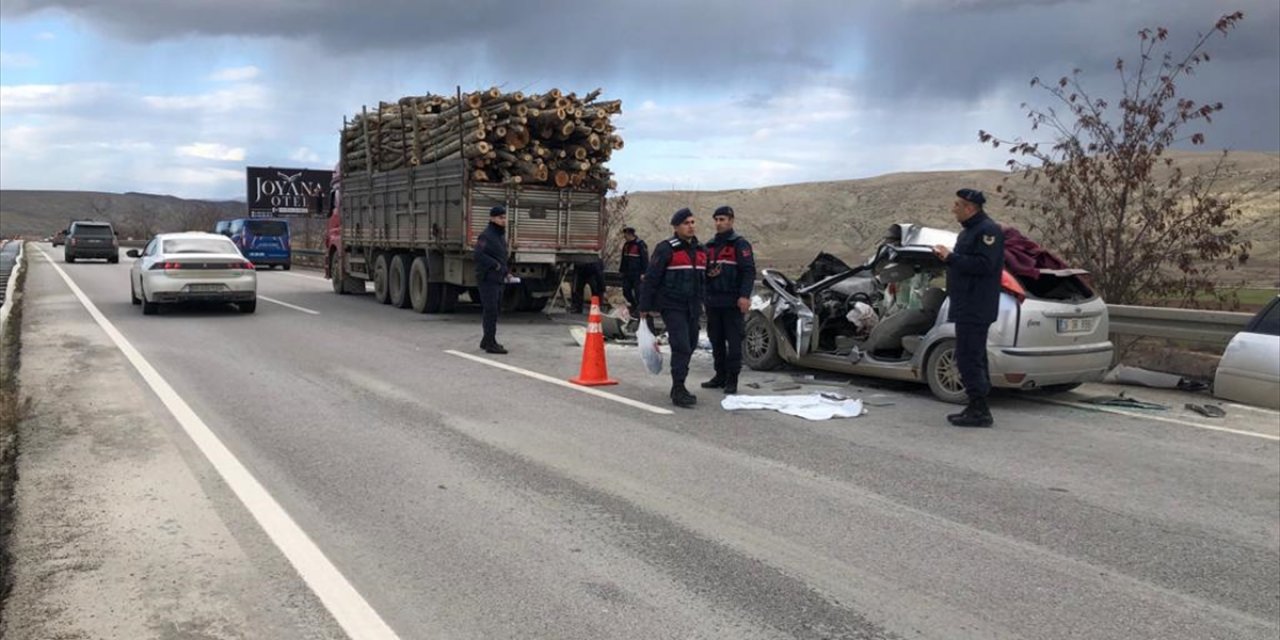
[325,88,619,312]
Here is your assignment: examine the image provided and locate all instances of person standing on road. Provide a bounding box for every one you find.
[639,208,706,408]
[932,189,1004,427]
[701,206,756,395]
[619,226,649,314]
[474,205,510,354]
[570,254,606,314]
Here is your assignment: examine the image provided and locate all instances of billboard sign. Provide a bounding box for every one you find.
[246,166,332,218]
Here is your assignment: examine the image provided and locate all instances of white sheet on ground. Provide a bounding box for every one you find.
[721,393,865,421]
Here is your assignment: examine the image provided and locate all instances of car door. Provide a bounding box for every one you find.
[1214,297,1280,409]
[133,238,157,293]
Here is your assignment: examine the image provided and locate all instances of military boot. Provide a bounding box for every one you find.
[671,384,698,408]
[722,373,739,395]
[946,399,978,424]
[483,342,508,355]
[701,373,726,389]
[950,397,994,428]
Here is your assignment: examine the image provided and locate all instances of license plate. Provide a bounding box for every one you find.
[187,283,225,292]
[1057,317,1094,333]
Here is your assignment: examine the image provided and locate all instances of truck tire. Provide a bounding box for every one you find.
[439,284,459,313]
[329,250,347,295]
[925,339,969,405]
[373,254,390,304]
[409,257,443,313]
[389,254,412,309]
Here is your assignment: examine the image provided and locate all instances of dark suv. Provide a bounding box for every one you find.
[64,220,119,263]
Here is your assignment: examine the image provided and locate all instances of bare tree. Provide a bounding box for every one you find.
[979,11,1251,307]
[601,190,631,268]
[184,201,226,234]
[126,201,166,240]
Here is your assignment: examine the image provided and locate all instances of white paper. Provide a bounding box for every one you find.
[720,393,865,421]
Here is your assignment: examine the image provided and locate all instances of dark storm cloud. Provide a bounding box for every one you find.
[6,0,1277,149]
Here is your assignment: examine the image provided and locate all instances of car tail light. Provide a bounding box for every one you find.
[70,237,78,246]
[1001,270,1026,303]
[1004,372,1027,384]
[236,261,255,270]
[151,261,184,270]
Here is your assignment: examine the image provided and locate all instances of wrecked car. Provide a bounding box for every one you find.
[744,223,1114,403]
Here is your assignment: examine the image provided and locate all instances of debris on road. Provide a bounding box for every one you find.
[1103,365,1209,393]
[1081,392,1169,411]
[721,393,865,421]
[771,383,802,392]
[1185,403,1227,418]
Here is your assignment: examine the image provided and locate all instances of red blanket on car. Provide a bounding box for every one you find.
[1002,225,1069,280]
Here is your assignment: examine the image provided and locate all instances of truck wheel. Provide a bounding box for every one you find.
[409,257,442,313]
[373,254,390,304]
[925,339,969,405]
[439,284,459,313]
[329,250,347,295]
[389,254,412,308]
[744,312,783,370]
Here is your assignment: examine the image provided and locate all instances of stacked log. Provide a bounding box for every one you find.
[342,87,622,191]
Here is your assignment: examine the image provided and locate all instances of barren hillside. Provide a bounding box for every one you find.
[621,151,1280,286]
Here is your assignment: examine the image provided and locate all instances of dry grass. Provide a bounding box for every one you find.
[0,244,28,616]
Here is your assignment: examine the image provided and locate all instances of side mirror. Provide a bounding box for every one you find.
[126,249,140,258]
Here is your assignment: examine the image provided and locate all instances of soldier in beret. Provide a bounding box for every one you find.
[932,189,1004,427]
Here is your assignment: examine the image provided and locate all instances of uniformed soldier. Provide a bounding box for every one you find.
[619,226,649,314]
[701,205,756,395]
[474,205,510,354]
[932,188,1005,427]
[639,208,706,408]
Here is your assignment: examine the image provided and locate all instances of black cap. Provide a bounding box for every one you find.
[670,208,693,226]
[489,205,507,217]
[622,226,636,234]
[956,189,986,206]
[713,205,734,218]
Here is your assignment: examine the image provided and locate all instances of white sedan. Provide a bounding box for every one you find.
[128,232,258,315]
[1214,296,1280,409]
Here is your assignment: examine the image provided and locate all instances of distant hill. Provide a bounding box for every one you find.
[619,150,1279,286]
[4,151,1276,285]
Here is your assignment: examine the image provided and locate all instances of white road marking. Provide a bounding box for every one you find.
[33,245,401,640]
[445,349,674,415]
[259,295,321,315]
[1034,396,1280,442]
[1222,401,1280,417]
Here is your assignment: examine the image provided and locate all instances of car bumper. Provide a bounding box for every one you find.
[67,248,118,258]
[990,342,1114,388]
[243,252,290,266]
[142,272,257,303]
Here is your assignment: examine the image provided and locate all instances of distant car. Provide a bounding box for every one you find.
[127,232,258,315]
[51,229,68,247]
[64,220,119,263]
[1214,296,1280,409]
[745,223,1115,403]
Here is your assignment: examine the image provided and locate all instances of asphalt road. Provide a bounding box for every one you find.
[9,243,1280,640]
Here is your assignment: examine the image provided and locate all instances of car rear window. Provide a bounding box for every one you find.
[1016,272,1096,301]
[247,220,288,236]
[73,224,114,236]
[163,238,239,254]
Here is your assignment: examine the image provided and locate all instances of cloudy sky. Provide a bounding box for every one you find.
[1,0,1276,200]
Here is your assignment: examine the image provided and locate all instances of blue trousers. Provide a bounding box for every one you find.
[479,282,504,345]
[705,306,744,377]
[955,322,991,399]
[661,306,701,386]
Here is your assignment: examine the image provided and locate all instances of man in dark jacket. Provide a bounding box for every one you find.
[618,226,649,313]
[474,205,510,354]
[933,188,1005,427]
[639,208,705,408]
[701,205,756,395]
[570,256,606,314]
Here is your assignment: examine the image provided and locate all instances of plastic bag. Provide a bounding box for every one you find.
[845,301,879,335]
[637,320,664,375]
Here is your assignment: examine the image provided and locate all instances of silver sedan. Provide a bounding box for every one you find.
[128,232,258,315]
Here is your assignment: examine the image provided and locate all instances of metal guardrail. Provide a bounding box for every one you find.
[1107,304,1253,346]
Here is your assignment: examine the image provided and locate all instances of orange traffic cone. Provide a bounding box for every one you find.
[570,296,618,386]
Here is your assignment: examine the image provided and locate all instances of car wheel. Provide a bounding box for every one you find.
[744,312,784,371]
[131,280,141,305]
[373,254,390,304]
[388,254,412,309]
[239,299,257,314]
[141,285,159,316]
[109,255,119,264]
[282,264,291,271]
[925,339,968,404]
[65,253,75,264]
